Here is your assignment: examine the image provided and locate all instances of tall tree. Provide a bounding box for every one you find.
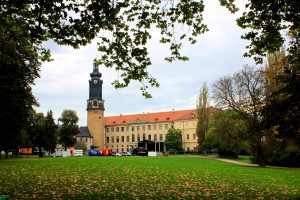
[58,109,80,151]
[196,82,209,151]
[0,16,42,157]
[212,65,266,166]
[43,110,58,155]
[263,47,286,95]
[164,128,183,152]
[30,111,45,157]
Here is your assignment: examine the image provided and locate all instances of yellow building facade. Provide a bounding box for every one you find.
[103,110,199,153]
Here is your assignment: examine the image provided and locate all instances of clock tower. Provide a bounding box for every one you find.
[87,62,105,149]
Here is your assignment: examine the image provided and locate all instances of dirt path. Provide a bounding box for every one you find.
[204,156,300,170]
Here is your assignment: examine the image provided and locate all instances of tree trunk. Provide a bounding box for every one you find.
[256,141,266,167]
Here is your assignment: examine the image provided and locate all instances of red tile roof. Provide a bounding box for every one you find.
[104,109,197,126]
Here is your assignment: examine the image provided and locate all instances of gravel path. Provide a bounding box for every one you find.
[204,156,300,170]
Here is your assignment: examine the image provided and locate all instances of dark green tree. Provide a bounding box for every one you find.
[196,82,209,151]
[164,128,183,152]
[0,16,41,157]
[58,109,80,150]
[255,45,300,167]
[43,110,58,155]
[206,110,250,158]
[30,111,45,157]
[219,1,300,65]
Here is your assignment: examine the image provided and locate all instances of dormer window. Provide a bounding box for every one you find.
[166,117,170,120]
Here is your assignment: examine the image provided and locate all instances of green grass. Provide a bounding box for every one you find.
[0,156,299,199]
[235,155,252,163]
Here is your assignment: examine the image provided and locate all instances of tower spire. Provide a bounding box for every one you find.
[87,61,104,110]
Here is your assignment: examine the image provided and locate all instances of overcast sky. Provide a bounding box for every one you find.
[32,0,256,126]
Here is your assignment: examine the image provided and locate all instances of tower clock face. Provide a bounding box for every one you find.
[93,80,98,84]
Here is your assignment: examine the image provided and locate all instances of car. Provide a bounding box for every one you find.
[121,152,132,156]
[115,152,122,157]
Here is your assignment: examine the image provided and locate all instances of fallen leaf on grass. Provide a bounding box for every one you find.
[185,182,191,188]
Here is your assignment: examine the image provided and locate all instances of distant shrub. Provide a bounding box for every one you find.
[217,149,238,158]
[266,149,300,168]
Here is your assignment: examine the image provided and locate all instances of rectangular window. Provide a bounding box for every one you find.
[148,125,151,130]
[126,136,129,142]
[193,134,196,139]
[142,125,145,131]
[165,124,169,129]
[111,127,115,132]
[187,134,189,140]
[106,137,109,143]
[159,134,163,141]
[116,127,119,132]
[106,128,109,133]
[112,136,114,143]
[148,135,151,140]
[137,134,140,142]
[121,127,124,132]
[116,136,119,143]
[153,124,157,130]
[154,134,157,141]
[127,126,129,131]
[142,134,146,140]
[137,126,140,131]
[132,134,135,142]
[159,124,162,130]
[132,126,135,131]
[121,136,124,143]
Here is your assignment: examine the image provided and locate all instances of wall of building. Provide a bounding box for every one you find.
[174,119,198,151]
[105,119,198,152]
[87,109,105,149]
[105,122,173,152]
[76,137,92,149]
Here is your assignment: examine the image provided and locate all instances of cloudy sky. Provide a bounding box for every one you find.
[32,0,255,126]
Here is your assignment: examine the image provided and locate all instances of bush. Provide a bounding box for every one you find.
[266,149,300,167]
[218,149,238,158]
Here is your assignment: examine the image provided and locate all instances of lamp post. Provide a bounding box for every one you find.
[182,121,185,153]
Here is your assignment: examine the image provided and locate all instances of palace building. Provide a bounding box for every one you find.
[75,63,214,153]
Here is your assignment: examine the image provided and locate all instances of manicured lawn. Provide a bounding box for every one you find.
[235,155,252,163]
[0,156,299,199]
